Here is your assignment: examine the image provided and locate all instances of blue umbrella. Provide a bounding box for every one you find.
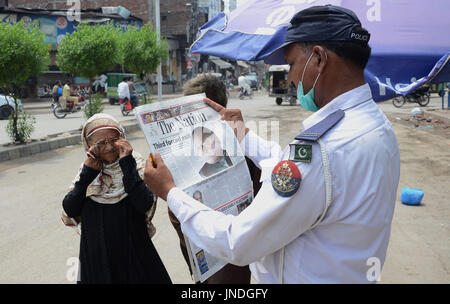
[191,0,450,102]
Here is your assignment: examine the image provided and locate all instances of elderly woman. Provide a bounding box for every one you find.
[62,114,171,284]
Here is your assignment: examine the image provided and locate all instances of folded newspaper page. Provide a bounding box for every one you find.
[135,94,253,282]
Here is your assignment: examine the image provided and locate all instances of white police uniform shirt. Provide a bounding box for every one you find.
[167,83,400,283]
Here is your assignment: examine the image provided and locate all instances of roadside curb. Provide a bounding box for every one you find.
[22,99,112,111]
[0,121,141,163]
[22,94,185,111]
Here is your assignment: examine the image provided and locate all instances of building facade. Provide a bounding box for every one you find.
[6,0,208,93]
[1,3,143,97]
[8,0,153,25]
[4,1,234,95]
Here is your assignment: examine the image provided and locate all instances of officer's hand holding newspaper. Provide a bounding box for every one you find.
[144,153,175,201]
[144,97,249,201]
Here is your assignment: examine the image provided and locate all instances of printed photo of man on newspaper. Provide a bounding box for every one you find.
[192,126,233,178]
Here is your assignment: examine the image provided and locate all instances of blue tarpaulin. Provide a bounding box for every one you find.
[191,0,450,102]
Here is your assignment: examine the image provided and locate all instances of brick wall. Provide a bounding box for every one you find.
[8,0,203,36]
[160,0,190,37]
[8,0,152,24]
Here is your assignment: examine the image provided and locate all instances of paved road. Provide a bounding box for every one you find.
[0,92,449,283]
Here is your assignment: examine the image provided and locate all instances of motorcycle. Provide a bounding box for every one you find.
[237,87,253,100]
[52,96,87,119]
[119,97,137,116]
[392,86,431,108]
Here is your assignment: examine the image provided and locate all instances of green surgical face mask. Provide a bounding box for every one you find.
[297,52,324,112]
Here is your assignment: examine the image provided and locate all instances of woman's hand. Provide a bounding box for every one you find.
[85,145,103,171]
[114,138,133,159]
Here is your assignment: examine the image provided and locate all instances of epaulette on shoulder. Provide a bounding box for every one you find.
[295,109,345,142]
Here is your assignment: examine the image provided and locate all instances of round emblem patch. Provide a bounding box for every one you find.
[271,160,302,197]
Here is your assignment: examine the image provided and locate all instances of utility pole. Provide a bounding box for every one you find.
[155,0,162,102]
[147,0,154,26]
[189,0,199,76]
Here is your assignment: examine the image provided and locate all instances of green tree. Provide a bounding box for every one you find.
[119,24,168,103]
[57,23,120,116]
[0,21,49,143]
[119,24,168,76]
[84,92,104,119]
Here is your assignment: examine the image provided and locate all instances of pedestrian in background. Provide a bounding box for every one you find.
[61,114,172,284]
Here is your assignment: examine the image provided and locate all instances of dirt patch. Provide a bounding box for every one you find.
[386,112,450,140]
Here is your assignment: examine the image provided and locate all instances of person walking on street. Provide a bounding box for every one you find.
[143,5,400,284]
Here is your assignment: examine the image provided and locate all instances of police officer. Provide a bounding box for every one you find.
[144,5,400,283]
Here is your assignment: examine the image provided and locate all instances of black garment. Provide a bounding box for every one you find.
[245,156,262,196]
[63,155,172,284]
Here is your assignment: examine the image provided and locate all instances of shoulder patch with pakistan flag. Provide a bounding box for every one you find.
[289,144,312,163]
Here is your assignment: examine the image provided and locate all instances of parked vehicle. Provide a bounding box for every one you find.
[0,94,23,119]
[267,65,297,106]
[106,73,136,105]
[392,86,431,108]
[105,73,149,105]
[245,72,258,90]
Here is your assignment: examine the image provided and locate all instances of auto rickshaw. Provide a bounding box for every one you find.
[106,73,149,105]
[106,73,136,105]
[266,65,297,106]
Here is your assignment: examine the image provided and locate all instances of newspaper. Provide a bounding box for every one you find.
[135,94,253,282]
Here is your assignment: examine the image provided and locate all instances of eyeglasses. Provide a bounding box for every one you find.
[94,137,119,149]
